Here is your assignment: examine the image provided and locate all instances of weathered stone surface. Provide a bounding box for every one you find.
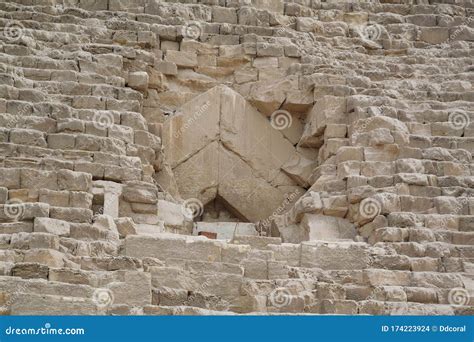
[34,218,70,236]
[0,0,471,317]
[194,222,257,240]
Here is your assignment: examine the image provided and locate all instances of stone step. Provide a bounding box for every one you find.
[370,226,474,246]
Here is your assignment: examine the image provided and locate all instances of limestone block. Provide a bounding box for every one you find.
[419,27,449,44]
[34,217,70,236]
[105,270,151,307]
[125,234,186,260]
[185,237,223,263]
[156,61,178,76]
[162,87,220,168]
[92,214,119,241]
[38,189,69,207]
[9,128,47,147]
[57,170,92,192]
[49,207,93,223]
[238,7,270,26]
[0,168,20,189]
[194,222,257,240]
[301,214,356,241]
[47,133,76,149]
[281,152,317,187]
[0,202,50,222]
[363,269,411,287]
[150,266,200,290]
[127,72,149,91]
[364,145,400,162]
[336,146,364,163]
[248,78,294,115]
[70,192,93,209]
[252,0,284,13]
[173,141,219,205]
[114,218,136,238]
[300,242,370,269]
[23,249,65,268]
[135,223,165,235]
[287,191,324,223]
[134,130,161,150]
[165,50,198,68]
[242,258,268,279]
[48,268,96,286]
[296,17,318,32]
[11,263,49,279]
[157,200,185,227]
[218,145,286,222]
[0,187,7,204]
[220,87,295,181]
[10,293,98,315]
[301,96,347,144]
[277,222,307,244]
[221,244,250,264]
[20,169,58,190]
[122,181,158,204]
[192,272,243,298]
[212,7,237,23]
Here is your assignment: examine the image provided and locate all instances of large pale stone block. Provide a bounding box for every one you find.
[301,214,356,241]
[300,96,347,146]
[194,222,257,240]
[157,200,186,227]
[300,242,370,269]
[218,145,287,222]
[220,86,295,183]
[173,141,219,205]
[34,217,70,236]
[162,87,220,168]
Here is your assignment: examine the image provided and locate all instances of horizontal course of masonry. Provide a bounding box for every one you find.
[0,0,473,315]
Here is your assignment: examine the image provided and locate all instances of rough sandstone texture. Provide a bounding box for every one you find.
[0,0,473,315]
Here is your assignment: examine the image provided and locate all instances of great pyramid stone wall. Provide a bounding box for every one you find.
[0,0,473,315]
